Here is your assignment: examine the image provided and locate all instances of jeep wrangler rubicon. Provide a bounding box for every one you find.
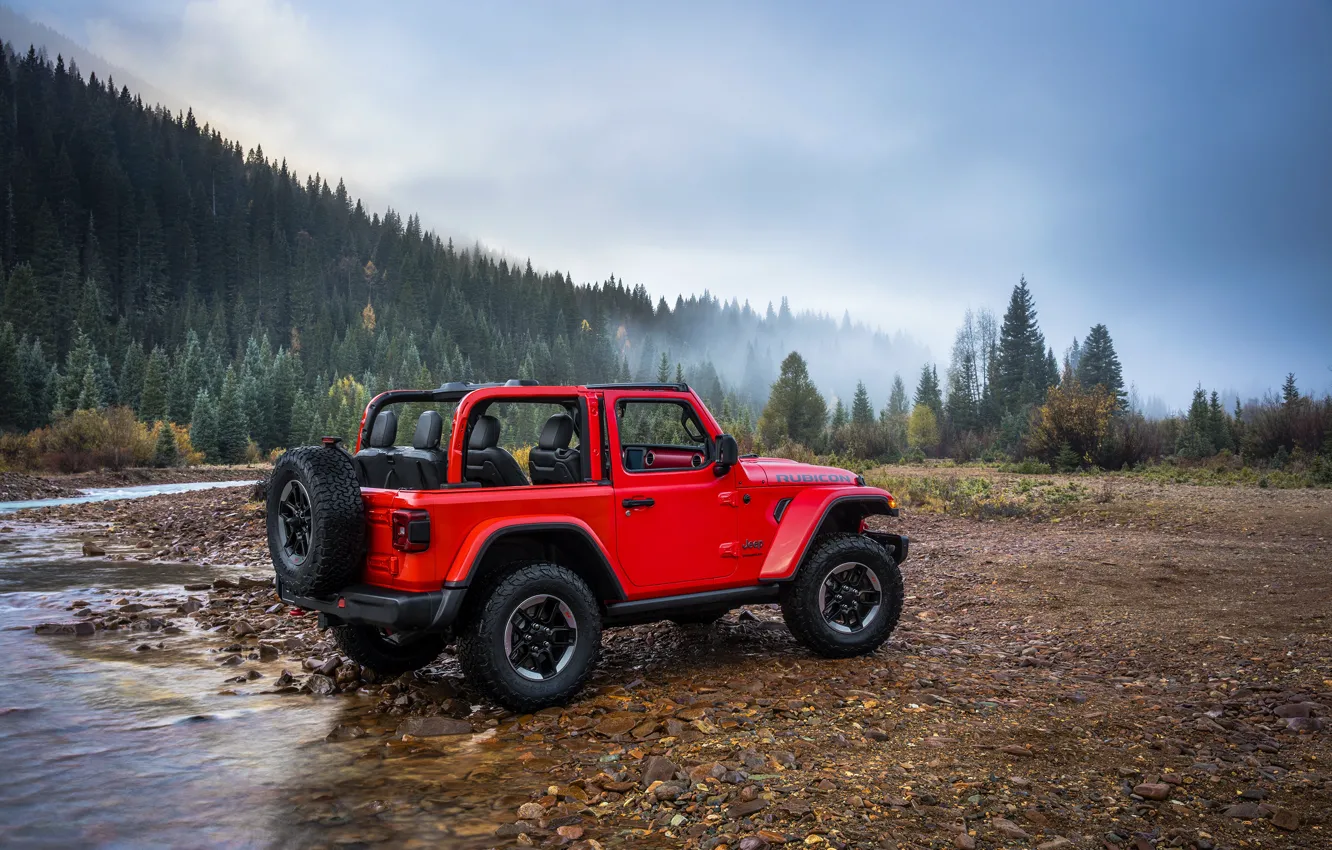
[266,380,907,711]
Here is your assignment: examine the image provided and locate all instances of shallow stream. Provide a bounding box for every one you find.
[0,486,557,848]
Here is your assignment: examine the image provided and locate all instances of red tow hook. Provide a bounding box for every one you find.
[288,608,308,617]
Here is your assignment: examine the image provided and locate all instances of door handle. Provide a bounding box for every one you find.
[622,497,655,509]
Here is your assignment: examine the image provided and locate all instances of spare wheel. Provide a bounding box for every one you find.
[266,445,365,597]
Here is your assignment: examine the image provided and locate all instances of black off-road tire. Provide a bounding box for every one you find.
[266,445,365,597]
[331,623,446,676]
[780,533,904,658]
[456,562,602,712]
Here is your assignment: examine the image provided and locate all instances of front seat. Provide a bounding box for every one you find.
[354,409,399,488]
[529,413,581,484]
[465,415,528,486]
[397,410,448,489]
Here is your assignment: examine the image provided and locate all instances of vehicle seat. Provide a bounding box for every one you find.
[396,410,448,489]
[354,410,400,488]
[529,413,581,484]
[465,415,528,486]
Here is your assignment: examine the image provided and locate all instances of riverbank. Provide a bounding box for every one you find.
[15,479,1331,849]
[0,464,268,503]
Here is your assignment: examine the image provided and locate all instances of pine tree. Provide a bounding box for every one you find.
[140,346,170,422]
[190,390,220,463]
[656,352,671,383]
[1282,373,1299,406]
[1076,324,1126,408]
[851,381,874,426]
[830,398,848,432]
[153,421,179,467]
[995,276,1048,414]
[757,351,828,448]
[0,323,20,431]
[118,340,147,411]
[216,366,250,463]
[886,374,909,419]
[3,265,49,353]
[75,364,102,410]
[914,364,943,420]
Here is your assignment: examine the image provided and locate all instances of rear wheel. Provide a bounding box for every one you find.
[332,623,446,676]
[457,562,601,712]
[780,533,903,658]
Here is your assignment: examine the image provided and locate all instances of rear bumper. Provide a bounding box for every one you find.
[279,582,465,633]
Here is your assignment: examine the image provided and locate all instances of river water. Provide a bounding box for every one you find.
[0,485,557,849]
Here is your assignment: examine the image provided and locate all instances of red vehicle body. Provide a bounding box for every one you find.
[270,380,907,708]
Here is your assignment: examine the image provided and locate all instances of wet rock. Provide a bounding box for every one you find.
[33,621,95,636]
[1035,840,1073,850]
[257,643,280,661]
[640,756,679,788]
[397,716,473,737]
[316,657,341,676]
[217,654,244,666]
[307,674,337,695]
[516,802,546,820]
[1132,783,1170,801]
[232,620,256,637]
[81,541,106,556]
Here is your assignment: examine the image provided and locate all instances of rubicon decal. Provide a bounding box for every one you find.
[773,472,856,484]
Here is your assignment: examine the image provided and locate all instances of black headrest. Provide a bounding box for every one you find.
[369,410,398,448]
[469,415,501,450]
[538,414,575,450]
[413,410,443,450]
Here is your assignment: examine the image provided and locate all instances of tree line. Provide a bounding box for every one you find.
[0,43,1325,481]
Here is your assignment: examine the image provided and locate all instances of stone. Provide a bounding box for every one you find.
[640,755,679,787]
[232,620,256,636]
[1273,703,1316,718]
[1224,802,1263,819]
[953,833,975,850]
[738,838,770,850]
[556,825,584,840]
[307,674,337,695]
[517,802,545,820]
[257,644,280,661]
[989,818,1028,839]
[689,762,728,785]
[1285,717,1324,733]
[594,715,638,737]
[218,654,244,666]
[1132,783,1170,801]
[726,798,769,819]
[317,657,341,676]
[1270,809,1301,831]
[1000,744,1033,757]
[397,716,473,737]
[81,541,106,557]
[1035,840,1074,850]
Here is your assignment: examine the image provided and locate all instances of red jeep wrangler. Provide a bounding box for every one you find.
[266,381,907,711]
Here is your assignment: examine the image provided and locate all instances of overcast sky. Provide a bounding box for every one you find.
[14,0,1332,406]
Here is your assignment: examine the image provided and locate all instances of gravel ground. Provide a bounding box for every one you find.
[18,476,1331,850]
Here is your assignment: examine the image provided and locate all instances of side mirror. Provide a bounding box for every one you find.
[715,433,739,474]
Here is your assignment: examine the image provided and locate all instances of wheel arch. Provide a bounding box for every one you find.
[449,518,627,603]
[758,489,895,582]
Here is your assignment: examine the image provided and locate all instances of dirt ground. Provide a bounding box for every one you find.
[17,474,1331,849]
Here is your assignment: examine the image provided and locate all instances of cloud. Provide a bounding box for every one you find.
[19,0,1332,403]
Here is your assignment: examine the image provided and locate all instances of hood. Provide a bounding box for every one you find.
[738,456,861,487]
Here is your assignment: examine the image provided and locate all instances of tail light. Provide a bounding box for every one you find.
[391,509,431,552]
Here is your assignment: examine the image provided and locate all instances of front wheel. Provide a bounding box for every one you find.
[457,562,602,712]
[780,534,903,658]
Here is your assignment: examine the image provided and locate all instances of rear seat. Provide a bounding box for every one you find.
[354,410,401,488]
[396,411,448,489]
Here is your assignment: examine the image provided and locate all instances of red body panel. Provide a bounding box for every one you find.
[353,384,897,603]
